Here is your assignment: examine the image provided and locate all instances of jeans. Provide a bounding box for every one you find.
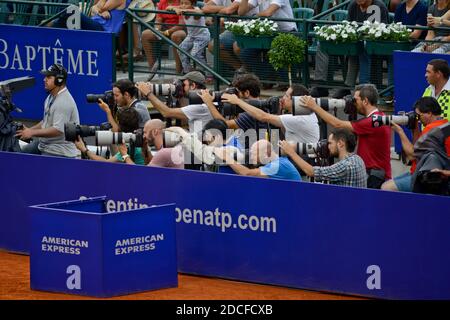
[179,34,210,73]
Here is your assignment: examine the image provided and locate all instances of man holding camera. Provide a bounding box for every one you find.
[198,73,267,132]
[136,71,212,134]
[215,139,301,180]
[280,128,367,188]
[112,79,150,129]
[298,84,391,189]
[117,119,184,168]
[220,84,320,144]
[382,97,450,193]
[17,64,80,158]
[74,107,146,165]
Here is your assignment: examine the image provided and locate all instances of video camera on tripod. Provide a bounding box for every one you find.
[0,76,35,152]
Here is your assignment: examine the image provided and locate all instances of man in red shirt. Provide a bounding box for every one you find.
[382,97,450,192]
[298,84,391,188]
[141,0,187,79]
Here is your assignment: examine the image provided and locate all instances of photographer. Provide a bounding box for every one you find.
[75,107,146,165]
[113,79,150,129]
[198,73,266,131]
[280,128,367,188]
[118,119,184,168]
[220,84,320,144]
[215,139,301,180]
[298,84,391,189]
[381,97,450,193]
[16,64,80,158]
[136,71,212,134]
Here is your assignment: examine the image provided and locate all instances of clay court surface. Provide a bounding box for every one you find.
[0,251,361,300]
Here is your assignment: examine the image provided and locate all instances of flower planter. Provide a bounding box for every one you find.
[365,40,413,55]
[235,35,275,50]
[319,41,363,56]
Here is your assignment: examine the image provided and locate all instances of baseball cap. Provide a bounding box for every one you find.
[40,64,67,78]
[179,71,206,85]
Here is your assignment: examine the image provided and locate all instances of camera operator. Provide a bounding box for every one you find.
[117,119,184,168]
[165,120,244,172]
[381,97,450,193]
[215,139,301,180]
[298,84,391,189]
[113,79,150,129]
[199,73,266,132]
[136,71,212,135]
[280,128,367,188]
[75,107,146,165]
[16,64,80,158]
[220,84,320,144]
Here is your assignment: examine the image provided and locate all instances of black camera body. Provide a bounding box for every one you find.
[64,122,113,142]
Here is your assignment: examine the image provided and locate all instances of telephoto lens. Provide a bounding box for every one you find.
[371,111,417,129]
[280,140,329,159]
[162,130,182,148]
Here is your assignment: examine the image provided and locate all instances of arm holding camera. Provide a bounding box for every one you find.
[221,93,283,128]
[391,122,415,160]
[16,123,61,140]
[197,90,239,129]
[136,82,188,120]
[97,98,120,132]
[214,148,268,177]
[279,140,314,177]
[300,96,353,131]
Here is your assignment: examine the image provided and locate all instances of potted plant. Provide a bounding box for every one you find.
[314,21,363,55]
[225,18,278,49]
[358,21,413,55]
[268,33,307,86]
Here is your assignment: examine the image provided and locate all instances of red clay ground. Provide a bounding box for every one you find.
[0,250,362,300]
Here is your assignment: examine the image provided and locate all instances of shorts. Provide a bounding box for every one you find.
[393,172,412,192]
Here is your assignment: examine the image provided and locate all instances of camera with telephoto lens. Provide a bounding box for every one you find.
[221,97,281,117]
[86,90,114,105]
[292,95,357,117]
[280,139,329,159]
[95,129,144,147]
[151,80,185,99]
[162,130,182,148]
[64,122,113,142]
[371,111,418,130]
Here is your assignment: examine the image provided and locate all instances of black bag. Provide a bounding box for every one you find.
[367,168,386,189]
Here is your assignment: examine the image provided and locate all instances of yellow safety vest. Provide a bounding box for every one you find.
[422,86,450,121]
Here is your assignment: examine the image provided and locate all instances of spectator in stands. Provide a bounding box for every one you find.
[75,107,146,164]
[17,64,80,158]
[297,84,391,189]
[235,0,296,82]
[205,0,259,72]
[141,0,187,80]
[171,0,211,76]
[136,71,212,134]
[412,0,450,53]
[119,119,185,167]
[422,59,450,122]
[280,128,367,188]
[216,139,302,180]
[52,0,130,33]
[382,97,450,192]
[394,0,428,39]
[220,84,320,145]
[313,0,388,98]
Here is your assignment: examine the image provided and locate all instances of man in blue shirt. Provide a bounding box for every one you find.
[217,139,301,181]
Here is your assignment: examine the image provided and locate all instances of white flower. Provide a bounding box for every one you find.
[330,34,337,40]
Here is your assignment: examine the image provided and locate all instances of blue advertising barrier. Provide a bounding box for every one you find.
[0,24,114,124]
[393,51,450,151]
[1,151,450,299]
[30,197,178,297]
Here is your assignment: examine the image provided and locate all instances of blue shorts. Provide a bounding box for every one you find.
[393,172,412,192]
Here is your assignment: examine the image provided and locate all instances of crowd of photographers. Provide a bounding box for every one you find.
[11,60,450,196]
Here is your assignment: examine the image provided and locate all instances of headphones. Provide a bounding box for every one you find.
[52,64,67,86]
